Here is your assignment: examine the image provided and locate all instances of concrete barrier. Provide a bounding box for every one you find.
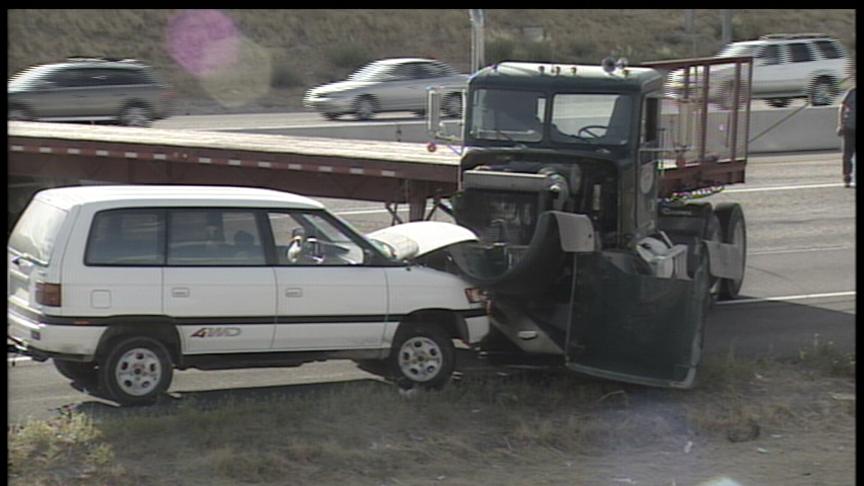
[223,106,842,154]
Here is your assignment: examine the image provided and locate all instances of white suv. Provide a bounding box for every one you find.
[8,186,489,405]
[717,33,851,107]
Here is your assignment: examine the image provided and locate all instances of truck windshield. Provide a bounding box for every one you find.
[469,89,546,142]
[549,93,633,145]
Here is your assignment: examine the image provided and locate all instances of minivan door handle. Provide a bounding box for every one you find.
[171,287,190,298]
[284,288,303,298]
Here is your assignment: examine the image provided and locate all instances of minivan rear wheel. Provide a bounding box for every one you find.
[99,336,173,406]
[809,78,836,106]
[119,105,153,127]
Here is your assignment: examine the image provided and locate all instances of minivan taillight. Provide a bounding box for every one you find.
[35,282,62,307]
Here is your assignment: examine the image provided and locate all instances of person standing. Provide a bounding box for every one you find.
[838,86,856,187]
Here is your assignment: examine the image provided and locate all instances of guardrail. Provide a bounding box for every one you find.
[234,106,843,153]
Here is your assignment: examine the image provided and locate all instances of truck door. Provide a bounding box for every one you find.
[564,251,709,388]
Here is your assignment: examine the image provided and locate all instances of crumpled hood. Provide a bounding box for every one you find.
[367,221,478,261]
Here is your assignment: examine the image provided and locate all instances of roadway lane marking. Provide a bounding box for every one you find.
[717,291,856,305]
[8,356,32,364]
[749,245,854,255]
[725,183,845,193]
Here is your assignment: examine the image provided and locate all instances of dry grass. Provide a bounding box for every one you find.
[7,9,856,111]
[8,345,855,485]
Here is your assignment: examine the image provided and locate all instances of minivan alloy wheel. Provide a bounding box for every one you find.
[120,106,152,127]
[398,336,444,382]
[809,79,835,106]
[114,347,163,396]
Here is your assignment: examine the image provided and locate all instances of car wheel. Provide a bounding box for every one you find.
[353,96,378,120]
[322,112,340,121]
[809,78,836,106]
[714,203,746,300]
[53,359,99,390]
[9,106,33,121]
[389,323,455,390]
[119,105,153,127]
[442,93,463,118]
[98,336,173,406]
[766,98,791,108]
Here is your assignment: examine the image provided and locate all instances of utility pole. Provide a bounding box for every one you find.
[721,9,733,45]
[469,9,485,73]
[684,9,695,57]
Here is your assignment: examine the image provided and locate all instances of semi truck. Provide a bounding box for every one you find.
[425,56,753,388]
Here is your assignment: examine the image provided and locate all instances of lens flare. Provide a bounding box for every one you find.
[166,9,272,108]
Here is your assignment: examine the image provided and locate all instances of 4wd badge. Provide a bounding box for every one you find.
[190,327,242,338]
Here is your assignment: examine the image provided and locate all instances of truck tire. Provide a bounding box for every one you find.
[714,203,746,300]
[98,336,173,406]
[389,323,455,390]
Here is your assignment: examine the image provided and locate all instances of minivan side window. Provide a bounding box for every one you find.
[268,211,367,266]
[788,43,814,63]
[813,40,842,60]
[85,209,165,265]
[167,209,266,266]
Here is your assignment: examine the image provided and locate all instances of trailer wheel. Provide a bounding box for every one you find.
[714,203,746,300]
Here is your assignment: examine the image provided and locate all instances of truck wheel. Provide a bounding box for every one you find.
[714,203,746,300]
[98,336,173,406]
[53,359,99,390]
[389,323,455,390]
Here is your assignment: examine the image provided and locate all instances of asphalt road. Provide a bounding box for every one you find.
[7,150,855,424]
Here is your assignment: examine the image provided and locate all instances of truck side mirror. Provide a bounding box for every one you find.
[426,87,463,143]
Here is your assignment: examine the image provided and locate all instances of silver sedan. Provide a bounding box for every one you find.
[303,58,468,120]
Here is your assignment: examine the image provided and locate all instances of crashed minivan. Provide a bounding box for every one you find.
[7,185,488,405]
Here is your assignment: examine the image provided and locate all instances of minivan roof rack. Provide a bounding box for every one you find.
[758,33,830,40]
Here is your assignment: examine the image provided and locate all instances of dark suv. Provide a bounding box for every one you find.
[8,57,174,127]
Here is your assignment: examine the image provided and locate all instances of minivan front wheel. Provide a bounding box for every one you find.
[99,336,173,406]
[389,324,455,390]
[119,105,153,127]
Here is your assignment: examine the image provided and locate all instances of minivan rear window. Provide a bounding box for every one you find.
[9,199,69,265]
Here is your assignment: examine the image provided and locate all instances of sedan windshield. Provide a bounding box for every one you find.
[347,62,394,82]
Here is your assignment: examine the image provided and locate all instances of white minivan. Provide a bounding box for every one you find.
[8,186,489,405]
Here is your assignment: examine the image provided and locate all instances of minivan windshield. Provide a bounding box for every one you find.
[8,200,68,264]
